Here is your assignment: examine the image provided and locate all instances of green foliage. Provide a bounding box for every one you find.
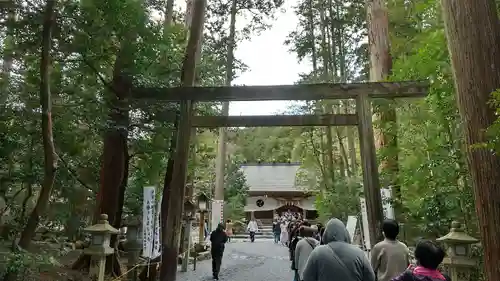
[251,0,480,247]
[0,0,276,246]
[486,90,500,152]
[389,21,476,237]
[2,250,54,278]
[223,160,249,220]
[314,177,362,223]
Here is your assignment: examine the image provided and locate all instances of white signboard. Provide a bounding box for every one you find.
[142,186,156,258]
[211,199,224,232]
[359,197,371,250]
[359,188,395,251]
[151,196,162,258]
[346,216,358,243]
[381,188,395,219]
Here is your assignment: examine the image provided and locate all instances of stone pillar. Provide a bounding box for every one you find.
[437,221,479,281]
[89,256,106,281]
[181,220,192,272]
[124,217,142,281]
[250,211,255,220]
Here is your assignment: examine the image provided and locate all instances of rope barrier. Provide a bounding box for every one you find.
[109,245,208,281]
[110,261,161,281]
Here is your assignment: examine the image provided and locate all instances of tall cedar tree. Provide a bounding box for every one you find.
[440,0,500,280]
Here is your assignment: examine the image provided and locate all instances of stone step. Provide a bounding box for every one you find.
[234,231,274,236]
[232,234,274,239]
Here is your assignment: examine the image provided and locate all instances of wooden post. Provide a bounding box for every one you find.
[181,220,192,272]
[199,212,205,243]
[356,93,384,249]
[159,1,206,280]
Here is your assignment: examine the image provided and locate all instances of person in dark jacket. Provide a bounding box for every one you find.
[290,221,310,280]
[210,223,228,280]
[272,219,281,243]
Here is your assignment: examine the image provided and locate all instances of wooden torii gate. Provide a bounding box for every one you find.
[132,81,428,248]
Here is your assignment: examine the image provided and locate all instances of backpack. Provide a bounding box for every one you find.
[399,269,452,281]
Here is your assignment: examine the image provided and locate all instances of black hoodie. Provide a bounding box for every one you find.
[210,223,228,255]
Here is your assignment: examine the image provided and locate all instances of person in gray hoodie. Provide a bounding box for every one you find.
[302,218,376,281]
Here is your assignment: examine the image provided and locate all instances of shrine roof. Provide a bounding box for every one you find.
[240,163,305,192]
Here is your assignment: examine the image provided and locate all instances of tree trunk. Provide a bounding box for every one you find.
[17,0,57,250]
[159,1,206,280]
[0,6,14,105]
[327,0,337,78]
[214,0,237,206]
[319,2,329,79]
[307,0,317,74]
[440,0,500,279]
[95,35,135,227]
[164,0,175,28]
[345,101,357,175]
[152,120,178,281]
[72,13,139,278]
[366,0,398,213]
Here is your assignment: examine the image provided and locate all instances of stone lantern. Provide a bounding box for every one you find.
[124,216,142,281]
[197,192,209,245]
[437,221,479,281]
[184,199,196,220]
[83,214,119,281]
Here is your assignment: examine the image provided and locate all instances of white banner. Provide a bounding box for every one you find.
[142,186,156,258]
[359,197,371,250]
[346,216,358,244]
[381,188,395,219]
[152,195,162,258]
[211,200,224,232]
[358,188,395,251]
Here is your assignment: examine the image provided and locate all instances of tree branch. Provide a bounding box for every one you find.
[56,151,95,192]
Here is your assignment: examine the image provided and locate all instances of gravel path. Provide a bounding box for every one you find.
[177,240,293,281]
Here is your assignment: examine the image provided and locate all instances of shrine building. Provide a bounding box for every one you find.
[242,163,318,222]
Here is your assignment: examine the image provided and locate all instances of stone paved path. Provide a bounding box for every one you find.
[177,240,292,281]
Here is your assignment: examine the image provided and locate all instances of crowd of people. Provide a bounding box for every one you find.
[270,210,318,247]
[284,218,451,281]
[209,216,451,281]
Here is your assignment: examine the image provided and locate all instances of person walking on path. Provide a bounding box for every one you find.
[280,220,289,246]
[391,240,450,281]
[210,223,228,280]
[294,226,319,281]
[225,219,233,242]
[371,219,410,281]
[273,219,281,244]
[246,217,259,242]
[302,218,375,281]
